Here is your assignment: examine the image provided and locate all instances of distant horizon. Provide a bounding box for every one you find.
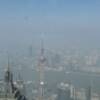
[0,0,100,49]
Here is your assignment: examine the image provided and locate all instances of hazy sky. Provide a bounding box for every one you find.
[0,0,100,49]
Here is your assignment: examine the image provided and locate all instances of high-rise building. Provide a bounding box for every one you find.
[85,86,91,100]
[56,83,71,100]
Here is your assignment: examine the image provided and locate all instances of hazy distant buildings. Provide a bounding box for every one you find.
[51,53,61,68]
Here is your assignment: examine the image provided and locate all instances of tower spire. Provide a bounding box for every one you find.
[7,55,10,72]
[41,39,44,56]
[40,33,45,56]
[39,33,46,65]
